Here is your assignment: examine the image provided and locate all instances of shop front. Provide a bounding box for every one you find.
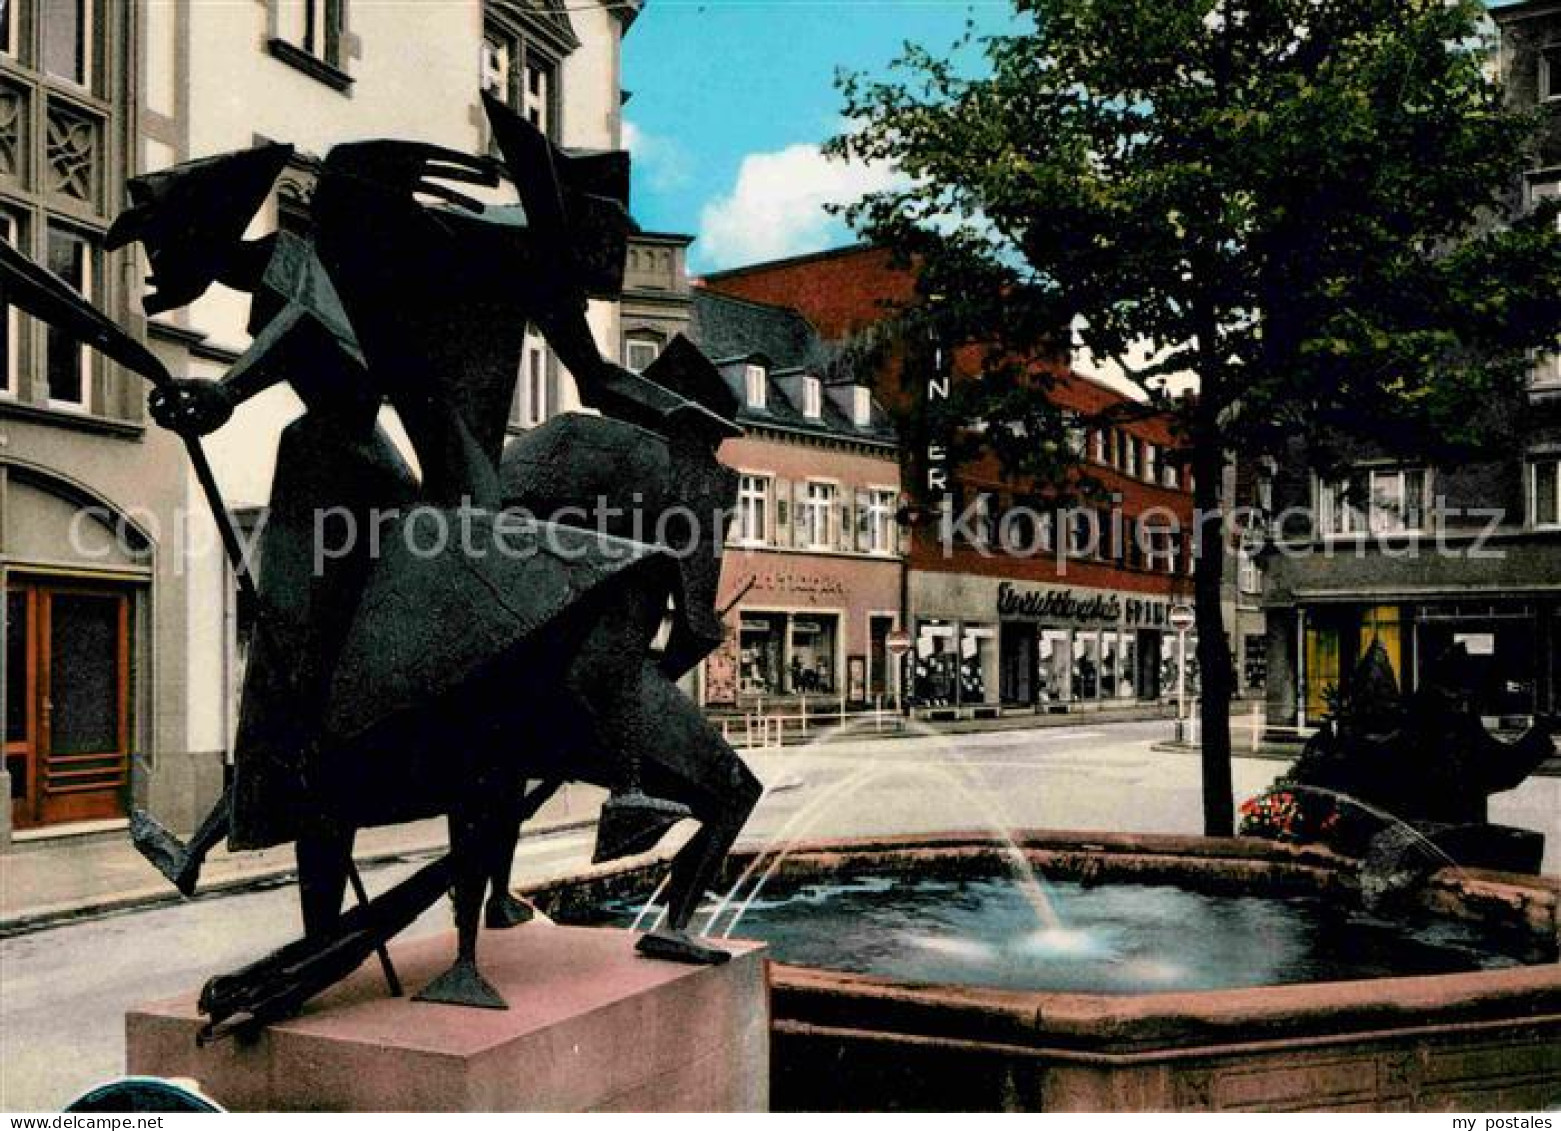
[708,552,902,708]
[1287,598,1556,727]
[910,574,1185,711]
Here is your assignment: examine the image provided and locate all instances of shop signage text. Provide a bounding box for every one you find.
[996,582,1170,628]
[754,571,847,599]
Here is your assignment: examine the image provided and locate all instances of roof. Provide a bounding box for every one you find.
[691,289,827,371]
[689,289,898,447]
[699,241,877,283]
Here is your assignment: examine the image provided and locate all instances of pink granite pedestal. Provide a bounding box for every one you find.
[126,926,769,1112]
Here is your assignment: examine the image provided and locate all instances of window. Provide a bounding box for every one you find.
[624,335,660,374]
[1144,443,1158,484]
[865,489,896,554]
[1037,510,1055,552]
[1,214,18,396]
[744,364,766,410]
[0,2,128,421]
[269,0,348,85]
[481,34,512,102]
[1065,414,1086,457]
[482,11,564,139]
[1541,43,1560,102]
[971,492,996,546]
[42,0,93,86]
[1534,351,1561,389]
[1091,428,1106,463]
[853,386,872,428]
[1069,509,1097,557]
[803,375,822,419]
[45,226,92,409]
[1530,173,1561,237]
[803,481,836,549]
[1321,468,1431,534]
[522,54,553,133]
[1125,436,1140,477]
[1532,458,1560,528]
[1238,548,1261,595]
[513,328,549,428]
[1162,461,1180,489]
[737,474,770,544]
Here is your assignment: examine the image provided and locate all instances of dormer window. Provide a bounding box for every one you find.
[744,364,767,410]
[803,375,822,419]
[853,385,872,428]
[624,333,661,374]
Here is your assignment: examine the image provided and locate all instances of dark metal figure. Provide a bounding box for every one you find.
[2,95,760,1033]
[1278,640,1555,874]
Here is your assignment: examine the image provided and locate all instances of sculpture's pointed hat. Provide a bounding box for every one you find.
[643,334,742,433]
[107,143,295,315]
[481,91,635,300]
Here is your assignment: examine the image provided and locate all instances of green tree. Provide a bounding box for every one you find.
[831,0,1561,835]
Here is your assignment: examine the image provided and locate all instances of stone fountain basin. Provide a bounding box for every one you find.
[532,830,1561,1112]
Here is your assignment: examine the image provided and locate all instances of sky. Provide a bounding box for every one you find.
[619,0,1018,275]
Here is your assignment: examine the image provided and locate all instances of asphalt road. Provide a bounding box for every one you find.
[3,718,1556,1111]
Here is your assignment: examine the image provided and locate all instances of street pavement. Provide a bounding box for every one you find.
[2,717,1556,1111]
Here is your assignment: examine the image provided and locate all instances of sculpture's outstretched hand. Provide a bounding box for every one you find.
[149,380,234,437]
[319,140,499,214]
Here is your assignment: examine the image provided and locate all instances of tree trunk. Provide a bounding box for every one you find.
[1192,438,1235,836]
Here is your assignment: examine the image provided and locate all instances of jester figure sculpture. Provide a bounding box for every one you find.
[1,95,760,1036]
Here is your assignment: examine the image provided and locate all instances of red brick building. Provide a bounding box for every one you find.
[703,245,1199,713]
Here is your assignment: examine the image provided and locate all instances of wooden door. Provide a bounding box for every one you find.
[6,579,130,828]
[6,587,37,829]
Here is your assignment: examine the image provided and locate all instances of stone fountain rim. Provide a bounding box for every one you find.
[534,828,1561,1060]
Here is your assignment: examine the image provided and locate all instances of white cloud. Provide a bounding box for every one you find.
[696,143,903,271]
[622,119,691,194]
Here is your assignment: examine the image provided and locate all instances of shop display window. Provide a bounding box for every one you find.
[1040,630,1071,703]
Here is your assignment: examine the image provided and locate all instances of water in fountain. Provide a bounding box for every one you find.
[701,717,1106,964]
[592,724,1547,993]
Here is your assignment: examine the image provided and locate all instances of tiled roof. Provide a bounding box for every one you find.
[690,289,897,446]
[691,288,825,370]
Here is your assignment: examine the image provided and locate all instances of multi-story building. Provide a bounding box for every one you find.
[1,1,641,843]
[702,245,1199,716]
[689,288,904,710]
[621,231,696,372]
[1261,0,1561,731]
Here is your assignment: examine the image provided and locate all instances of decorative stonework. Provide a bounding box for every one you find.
[45,101,100,205]
[0,82,24,179]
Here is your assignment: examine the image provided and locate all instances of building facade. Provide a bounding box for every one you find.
[1,0,641,842]
[1261,0,1561,731]
[690,288,904,710]
[702,245,1200,716]
[621,231,695,372]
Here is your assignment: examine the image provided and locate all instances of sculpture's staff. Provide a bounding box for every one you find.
[0,241,256,603]
[0,239,401,997]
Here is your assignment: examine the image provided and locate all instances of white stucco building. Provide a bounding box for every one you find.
[1,1,640,843]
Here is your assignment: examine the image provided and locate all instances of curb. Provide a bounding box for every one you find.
[0,815,598,938]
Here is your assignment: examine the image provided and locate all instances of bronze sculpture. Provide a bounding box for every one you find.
[1257,640,1555,877]
[1,95,759,1035]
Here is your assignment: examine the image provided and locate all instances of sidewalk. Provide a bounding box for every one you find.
[1,786,610,936]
